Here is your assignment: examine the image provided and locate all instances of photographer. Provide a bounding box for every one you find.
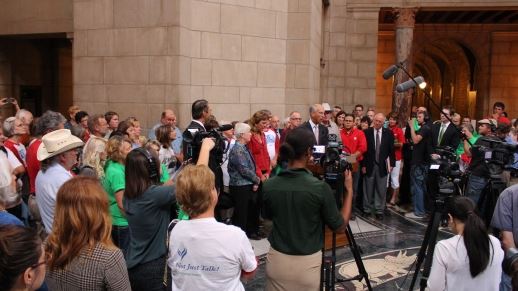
[182,99,223,192]
[428,197,503,291]
[463,119,500,206]
[491,183,518,290]
[262,127,353,291]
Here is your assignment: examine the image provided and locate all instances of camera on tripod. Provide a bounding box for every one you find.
[430,146,462,195]
[477,137,518,178]
[182,125,231,164]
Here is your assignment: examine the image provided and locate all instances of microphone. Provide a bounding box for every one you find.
[217,124,234,132]
[382,64,399,80]
[396,76,425,93]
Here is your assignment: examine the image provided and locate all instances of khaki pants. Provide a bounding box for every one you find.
[265,247,322,291]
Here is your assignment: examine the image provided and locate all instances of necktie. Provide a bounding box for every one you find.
[438,124,446,144]
[313,125,319,144]
[375,129,380,163]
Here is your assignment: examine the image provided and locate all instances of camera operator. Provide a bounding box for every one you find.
[463,119,500,206]
[491,183,518,290]
[182,99,223,193]
[429,106,461,210]
[428,197,503,291]
[495,123,517,186]
[262,127,353,291]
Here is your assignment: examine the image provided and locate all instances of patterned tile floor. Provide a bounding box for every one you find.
[244,208,454,291]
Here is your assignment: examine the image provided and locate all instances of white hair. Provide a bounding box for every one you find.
[0,154,20,208]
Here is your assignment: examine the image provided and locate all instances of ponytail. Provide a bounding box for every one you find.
[448,197,493,277]
[279,127,315,163]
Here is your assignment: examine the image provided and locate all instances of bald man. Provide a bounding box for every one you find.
[148,109,183,154]
[302,104,328,146]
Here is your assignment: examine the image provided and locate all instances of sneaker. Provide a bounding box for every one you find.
[405,212,425,219]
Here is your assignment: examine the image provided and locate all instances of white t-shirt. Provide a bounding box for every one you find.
[2,147,23,170]
[35,163,73,232]
[427,234,503,291]
[158,146,176,177]
[264,129,277,161]
[168,218,257,291]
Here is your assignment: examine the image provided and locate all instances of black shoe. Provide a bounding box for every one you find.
[350,214,356,221]
[375,214,384,220]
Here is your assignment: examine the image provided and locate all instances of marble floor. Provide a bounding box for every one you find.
[244,208,454,291]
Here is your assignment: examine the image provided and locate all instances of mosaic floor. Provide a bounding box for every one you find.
[245,208,454,291]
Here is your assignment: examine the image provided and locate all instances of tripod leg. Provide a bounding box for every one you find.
[345,225,373,291]
[409,208,437,290]
[418,211,443,291]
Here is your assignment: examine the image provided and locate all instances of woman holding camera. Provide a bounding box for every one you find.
[124,138,213,290]
[427,196,503,291]
[262,127,354,291]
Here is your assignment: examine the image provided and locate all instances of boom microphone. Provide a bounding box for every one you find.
[396,76,425,93]
[382,64,399,80]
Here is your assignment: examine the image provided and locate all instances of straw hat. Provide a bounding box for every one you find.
[37,129,84,161]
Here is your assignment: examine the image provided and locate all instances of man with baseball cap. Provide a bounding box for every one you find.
[463,118,499,208]
[35,129,84,232]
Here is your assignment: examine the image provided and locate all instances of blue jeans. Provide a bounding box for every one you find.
[410,164,428,216]
[465,174,488,206]
[500,272,511,291]
[111,225,130,257]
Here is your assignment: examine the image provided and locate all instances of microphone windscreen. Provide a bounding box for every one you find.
[382,65,399,80]
[396,76,424,93]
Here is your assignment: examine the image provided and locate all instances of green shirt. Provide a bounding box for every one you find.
[102,160,128,227]
[263,168,344,255]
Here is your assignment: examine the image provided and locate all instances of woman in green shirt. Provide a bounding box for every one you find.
[102,135,132,257]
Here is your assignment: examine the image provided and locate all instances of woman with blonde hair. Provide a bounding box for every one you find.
[126,117,145,148]
[45,176,131,290]
[79,136,107,179]
[102,135,132,256]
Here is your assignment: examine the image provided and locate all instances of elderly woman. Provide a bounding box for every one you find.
[229,123,261,239]
[3,117,28,166]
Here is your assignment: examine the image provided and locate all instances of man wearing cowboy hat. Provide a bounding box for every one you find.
[35,129,84,233]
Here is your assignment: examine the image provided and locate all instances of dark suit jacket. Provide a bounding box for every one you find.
[431,122,460,151]
[362,127,395,177]
[301,121,329,146]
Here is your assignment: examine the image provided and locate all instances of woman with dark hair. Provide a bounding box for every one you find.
[45,176,130,290]
[334,110,346,129]
[74,111,90,141]
[0,225,46,291]
[124,138,214,290]
[359,115,371,130]
[427,196,503,291]
[248,110,271,182]
[262,127,354,291]
[104,111,119,138]
[155,124,177,177]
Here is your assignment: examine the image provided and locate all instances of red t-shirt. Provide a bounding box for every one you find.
[389,125,405,161]
[340,127,367,162]
[247,132,271,178]
[26,139,41,194]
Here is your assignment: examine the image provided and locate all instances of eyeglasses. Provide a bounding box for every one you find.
[290,118,302,120]
[344,120,354,122]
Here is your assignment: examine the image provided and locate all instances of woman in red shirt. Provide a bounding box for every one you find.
[387,112,405,206]
[248,110,271,182]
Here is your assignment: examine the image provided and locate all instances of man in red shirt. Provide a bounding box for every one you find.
[340,113,367,208]
[387,112,405,206]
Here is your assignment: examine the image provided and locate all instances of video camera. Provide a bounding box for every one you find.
[430,146,462,195]
[477,137,518,178]
[311,134,352,194]
[182,124,232,164]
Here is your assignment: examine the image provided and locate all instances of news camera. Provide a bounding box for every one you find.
[182,124,232,164]
[477,136,518,178]
[430,146,462,195]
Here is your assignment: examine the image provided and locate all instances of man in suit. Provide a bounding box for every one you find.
[361,113,395,219]
[302,104,328,146]
[428,106,461,211]
[183,99,223,193]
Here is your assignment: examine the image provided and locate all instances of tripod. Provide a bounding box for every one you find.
[321,173,373,291]
[408,195,449,291]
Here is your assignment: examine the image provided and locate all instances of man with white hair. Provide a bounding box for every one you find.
[35,129,84,232]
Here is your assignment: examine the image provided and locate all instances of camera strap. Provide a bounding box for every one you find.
[163,219,180,287]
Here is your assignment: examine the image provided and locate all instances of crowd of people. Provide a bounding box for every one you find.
[1,96,518,290]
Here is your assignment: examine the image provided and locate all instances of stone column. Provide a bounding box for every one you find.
[391,8,417,126]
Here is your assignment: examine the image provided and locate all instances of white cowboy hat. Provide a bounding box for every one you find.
[37,129,84,161]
